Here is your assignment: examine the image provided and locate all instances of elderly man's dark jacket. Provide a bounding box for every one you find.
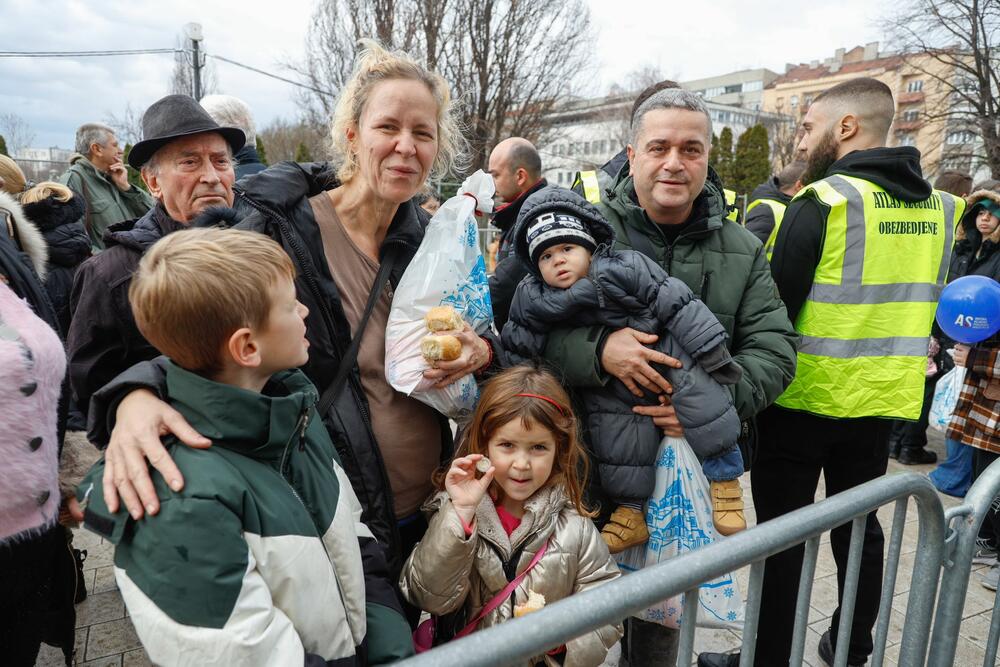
[67,205,185,415]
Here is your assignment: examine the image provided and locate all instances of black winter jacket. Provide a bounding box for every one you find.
[501,187,741,502]
[745,179,791,245]
[489,178,547,330]
[67,205,183,415]
[22,194,90,336]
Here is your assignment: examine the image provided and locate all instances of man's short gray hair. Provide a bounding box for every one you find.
[199,94,256,146]
[629,89,713,146]
[75,123,115,156]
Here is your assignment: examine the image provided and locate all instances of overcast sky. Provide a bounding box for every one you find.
[1,0,885,151]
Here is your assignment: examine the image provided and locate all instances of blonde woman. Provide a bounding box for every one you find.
[0,154,28,196]
[82,40,501,620]
[20,182,90,334]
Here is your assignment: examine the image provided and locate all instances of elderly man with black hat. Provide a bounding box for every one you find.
[67,94,245,416]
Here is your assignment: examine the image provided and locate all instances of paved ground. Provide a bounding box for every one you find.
[35,430,999,666]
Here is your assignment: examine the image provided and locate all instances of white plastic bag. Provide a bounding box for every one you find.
[384,171,495,421]
[614,436,744,630]
[930,364,967,432]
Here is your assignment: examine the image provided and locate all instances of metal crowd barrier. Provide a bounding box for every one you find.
[928,458,1000,667]
[397,473,946,667]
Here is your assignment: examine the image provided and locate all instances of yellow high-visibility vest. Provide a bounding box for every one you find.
[748,198,788,261]
[574,170,603,204]
[724,188,739,222]
[775,174,964,419]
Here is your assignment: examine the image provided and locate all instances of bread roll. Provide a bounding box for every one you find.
[514,590,546,617]
[421,335,462,361]
[425,305,464,332]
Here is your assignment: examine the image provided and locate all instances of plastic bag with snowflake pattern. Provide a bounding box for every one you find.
[384,170,494,422]
[613,435,745,630]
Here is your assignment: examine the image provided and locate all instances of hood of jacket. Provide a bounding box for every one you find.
[164,361,318,464]
[0,190,47,279]
[750,178,791,205]
[22,195,90,268]
[103,204,186,254]
[512,186,615,278]
[825,146,931,203]
[956,188,1000,244]
[491,178,549,234]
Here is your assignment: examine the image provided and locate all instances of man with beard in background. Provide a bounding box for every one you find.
[699,77,963,667]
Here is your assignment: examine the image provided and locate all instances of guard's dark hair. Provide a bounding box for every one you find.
[508,141,542,180]
[814,77,895,138]
[777,161,808,189]
[630,79,681,121]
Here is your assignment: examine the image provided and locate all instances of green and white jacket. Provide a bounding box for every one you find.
[78,363,413,666]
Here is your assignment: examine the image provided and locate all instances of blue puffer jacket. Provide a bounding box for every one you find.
[502,187,741,503]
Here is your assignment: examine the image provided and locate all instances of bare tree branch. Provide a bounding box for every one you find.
[0,112,36,156]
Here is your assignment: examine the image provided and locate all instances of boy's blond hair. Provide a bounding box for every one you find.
[129,227,296,375]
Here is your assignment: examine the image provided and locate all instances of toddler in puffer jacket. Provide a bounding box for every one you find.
[501,186,746,552]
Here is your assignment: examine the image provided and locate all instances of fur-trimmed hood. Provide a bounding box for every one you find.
[0,190,47,279]
[956,189,1000,244]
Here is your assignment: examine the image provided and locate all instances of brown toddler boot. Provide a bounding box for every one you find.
[601,505,649,553]
[711,479,746,536]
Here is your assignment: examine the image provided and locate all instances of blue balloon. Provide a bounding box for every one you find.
[936,275,1000,343]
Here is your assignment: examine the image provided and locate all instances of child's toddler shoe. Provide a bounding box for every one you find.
[711,479,746,536]
[600,505,649,553]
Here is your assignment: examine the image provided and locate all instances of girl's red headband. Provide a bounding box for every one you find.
[515,393,566,416]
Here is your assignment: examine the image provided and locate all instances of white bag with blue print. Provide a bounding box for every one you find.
[613,436,744,630]
[384,170,494,422]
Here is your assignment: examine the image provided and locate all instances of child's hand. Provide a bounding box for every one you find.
[446,454,494,525]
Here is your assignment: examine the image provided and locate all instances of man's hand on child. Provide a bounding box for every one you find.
[423,322,491,387]
[446,454,494,525]
[601,327,682,397]
[104,389,211,519]
[633,395,684,437]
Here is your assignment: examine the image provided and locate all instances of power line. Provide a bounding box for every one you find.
[208,54,335,97]
[0,47,333,98]
[0,48,178,58]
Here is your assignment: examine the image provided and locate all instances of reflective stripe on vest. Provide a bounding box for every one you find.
[724,188,739,222]
[748,198,788,261]
[775,174,964,419]
[578,171,602,204]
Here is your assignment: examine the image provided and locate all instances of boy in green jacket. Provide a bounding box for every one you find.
[77,227,413,666]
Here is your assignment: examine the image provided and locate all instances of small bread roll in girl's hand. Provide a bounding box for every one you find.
[425,305,464,332]
[514,590,546,617]
[421,335,462,361]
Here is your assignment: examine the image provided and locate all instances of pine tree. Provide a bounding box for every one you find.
[0,134,7,156]
[732,124,771,196]
[122,144,148,192]
[255,135,268,166]
[708,133,720,169]
[712,127,735,188]
[295,142,312,162]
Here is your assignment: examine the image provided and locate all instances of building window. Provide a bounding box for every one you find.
[744,80,763,92]
[790,95,799,108]
[804,94,814,107]
[946,130,976,144]
[725,83,742,94]
[902,109,920,122]
[705,86,725,98]
[898,133,916,147]
[907,80,924,93]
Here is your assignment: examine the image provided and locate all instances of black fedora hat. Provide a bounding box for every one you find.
[128,94,246,169]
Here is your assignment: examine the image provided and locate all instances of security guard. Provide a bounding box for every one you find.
[746,160,807,259]
[699,78,963,667]
[723,187,740,223]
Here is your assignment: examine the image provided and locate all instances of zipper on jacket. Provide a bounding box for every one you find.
[700,271,712,303]
[238,190,410,565]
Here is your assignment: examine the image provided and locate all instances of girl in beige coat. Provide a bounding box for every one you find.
[400,365,622,666]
